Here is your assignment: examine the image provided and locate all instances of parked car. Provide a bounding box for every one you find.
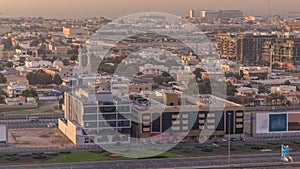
[221,138,227,142]
[231,138,238,142]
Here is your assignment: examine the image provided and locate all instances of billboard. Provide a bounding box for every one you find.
[288,114,300,131]
[269,114,287,132]
[255,112,300,134]
[0,124,7,143]
[256,113,269,133]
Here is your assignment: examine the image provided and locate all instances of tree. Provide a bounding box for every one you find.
[258,86,269,94]
[227,97,243,104]
[26,70,53,86]
[267,93,287,106]
[3,37,13,50]
[0,89,6,104]
[243,84,252,88]
[53,74,63,85]
[284,80,291,85]
[225,72,241,80]
[193,68,206,81]
[21,89,38,98]
[227,82,237,96]
[0,73,7,84]
[162,72,170,77]
[69,55,78,61]
[62,59,70,66]
[244,94,255,106]
[58,98,64,109]
[7,62,13,68]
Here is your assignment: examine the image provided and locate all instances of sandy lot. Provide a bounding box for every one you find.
[1,100,63,114]
[5,74,27,84]
[8,128,73,148]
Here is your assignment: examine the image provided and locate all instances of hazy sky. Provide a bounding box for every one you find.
[0,0,299,18]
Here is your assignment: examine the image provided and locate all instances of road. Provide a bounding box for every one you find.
[0,113,63,129]
[1,119,58,129]
[0,153,299,169]
[246,105,300,112]
[0,113,63,120]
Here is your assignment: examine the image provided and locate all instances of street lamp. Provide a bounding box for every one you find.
[228,112,232,165]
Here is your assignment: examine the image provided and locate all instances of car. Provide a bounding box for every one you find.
[47,122,57,128]
[212,140,220,144]
[221,138,227,142]
[231,138,238,142]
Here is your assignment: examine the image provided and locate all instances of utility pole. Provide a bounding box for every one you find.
[228,112,231,165]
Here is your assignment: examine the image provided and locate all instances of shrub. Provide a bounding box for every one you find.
[45,152,59,156]
[4,153,17,157]
[172,146,182,150]
[32,152,44,155]
[230,148,237,151]
[181,150,191,153]
[33,155,47,159]
[235,144,245,147]
[90,150,106,154]
[19,153,31,157]
[251,145,264,150]
[195,145,207,149]
[245,143,254,146]
[6,157,20,161]
[60,151,71,154]
[202,148,213,152]
[292,141,300,144]
[268,142,279,145]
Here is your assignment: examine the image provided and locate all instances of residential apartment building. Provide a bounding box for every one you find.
[237,33,277,63]
[217,33,237,60]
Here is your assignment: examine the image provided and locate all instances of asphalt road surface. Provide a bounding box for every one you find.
[1,153,300,169]
[0,113,63,120]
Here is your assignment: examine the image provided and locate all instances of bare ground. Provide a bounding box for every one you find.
[8,128,73,148]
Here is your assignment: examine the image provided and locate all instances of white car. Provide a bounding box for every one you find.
[221,138,227,142]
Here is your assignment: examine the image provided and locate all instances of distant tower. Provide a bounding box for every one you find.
[86,45,92,74]
[78,47,83,68]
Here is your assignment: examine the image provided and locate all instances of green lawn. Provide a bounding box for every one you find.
[42,152,130,164]
[42,151,182,164]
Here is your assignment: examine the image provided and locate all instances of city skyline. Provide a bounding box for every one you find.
[0,0,299,18]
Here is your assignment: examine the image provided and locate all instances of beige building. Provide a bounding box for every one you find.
[43,59,75,79]
[63,27,89,38]
[181,55,199,66]
[271,85,300,105]
[217,33,237,60]
[131,91,245,141]
[129,83,152,93]
[239,66,270,80]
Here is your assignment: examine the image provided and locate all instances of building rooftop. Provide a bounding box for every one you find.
[132,92,243,112]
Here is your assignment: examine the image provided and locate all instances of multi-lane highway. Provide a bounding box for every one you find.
[0,153,299,169]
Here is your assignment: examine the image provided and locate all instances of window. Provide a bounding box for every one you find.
[84,137,90,143]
